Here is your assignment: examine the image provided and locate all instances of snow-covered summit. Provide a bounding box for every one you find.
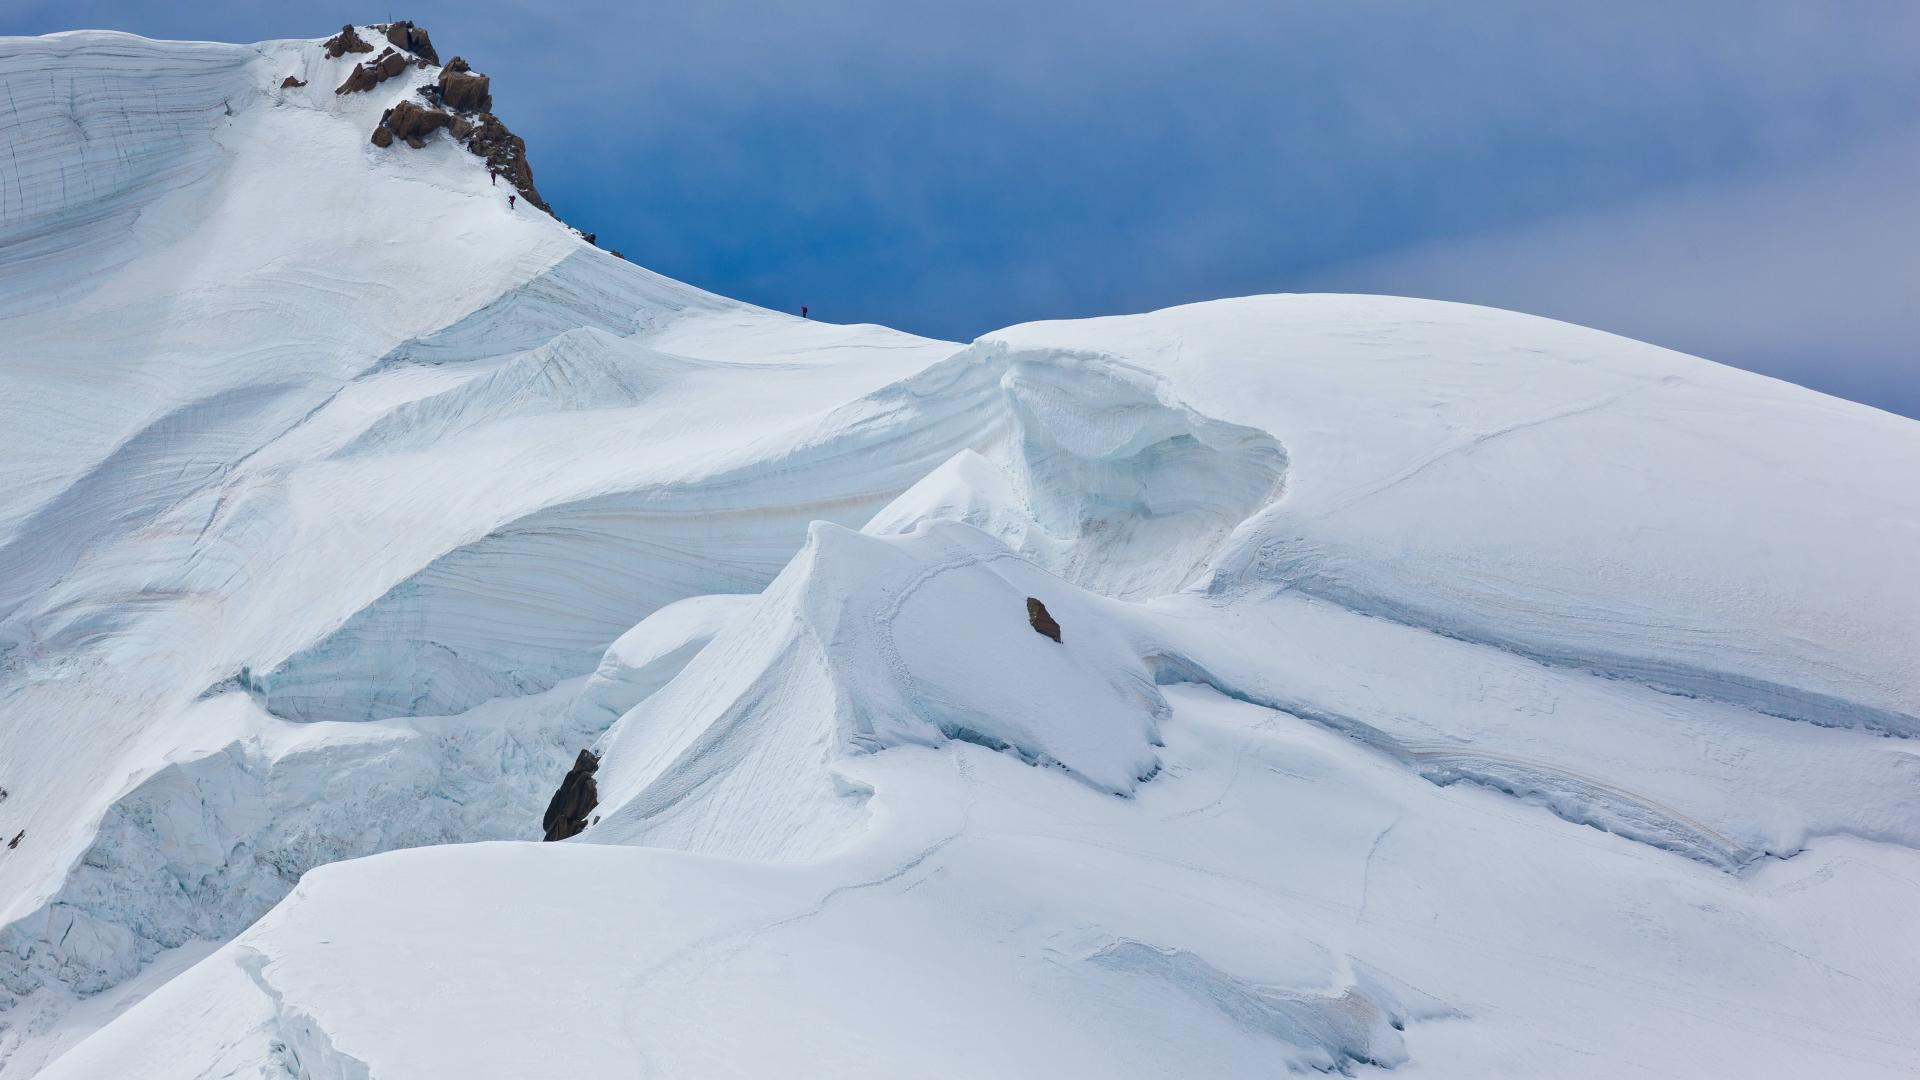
[2,25,1918,1080]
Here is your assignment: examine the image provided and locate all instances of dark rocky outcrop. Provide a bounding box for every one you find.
[609,251,626,260]
[464,112,551,213]
[542,749,600,841]
[374,101,458,148]
[279,75,306,89]
[384,20,440,64]
[1028,597,1062,642]
[360,42,553,215]
[323,24,374,59]
[7,831,22,850]
[436,57,492,113]
[336,48,425,96]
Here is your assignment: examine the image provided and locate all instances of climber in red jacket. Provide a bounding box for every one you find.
[508,194,516,209]
[801,305,809,319]
[489,167,498,185]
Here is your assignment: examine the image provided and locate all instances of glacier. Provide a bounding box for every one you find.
[2,24,1918,1080]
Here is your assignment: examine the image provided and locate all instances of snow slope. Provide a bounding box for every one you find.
[0,25,955,1057]
[4,25,1919,1080]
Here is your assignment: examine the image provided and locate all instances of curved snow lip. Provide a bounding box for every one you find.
[256,337,1284,727]
[1086,941,1431,1074]
[584,520,1171,862]
[571,593,756,730]
[329,326,694,459]
[1213,560,1920,739]
[236,945,373,1080]
[1140,651,1763,873]
[866,341,1289,600]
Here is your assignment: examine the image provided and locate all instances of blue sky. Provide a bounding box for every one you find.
[8,1,1917,417]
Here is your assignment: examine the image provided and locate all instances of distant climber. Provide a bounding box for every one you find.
[489,167,497,185]
[801,305,809,319]
[508,194,516,209]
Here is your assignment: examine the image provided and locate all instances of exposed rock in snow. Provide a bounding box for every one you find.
[436,56,491,113]
[1026,596,1062,642]
[335,47,421,96]
[382,21,439,65]
[541,750,600,841]
[321,25,372,59]
[374,100,456,149]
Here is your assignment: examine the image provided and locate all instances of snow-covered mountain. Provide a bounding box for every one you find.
[2,24,1917,1080]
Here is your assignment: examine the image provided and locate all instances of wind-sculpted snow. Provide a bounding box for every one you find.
[259,342,1280,725]
[570,594,754,728]
[867,344,1288,598]
[7,26,1920,1080]
[331,327,688,458]
[993,297,1920,736]
[1085,942,1430,1073]
[0,26,955,1051]
[363,245,734,373]
[0,381,303,646]
[585,522,1168,862]
[255,365,989,724]
[0,34,252,318]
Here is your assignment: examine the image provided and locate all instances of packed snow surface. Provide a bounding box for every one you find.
[3,25,1919,1080]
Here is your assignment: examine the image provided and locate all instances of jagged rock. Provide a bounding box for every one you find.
[335,47,413,96]
[609,250,626,260]
[437,57,492,113]
[6,831,21,850]
[581,232,596,246]
[356,45,550,216]
[463,113,551,213]
[374,101,455,149]
[385,20,440,64]
[279,75,306,89]
[541,749,600,842]
[322,24,374,59]
[1027,597,1062,642]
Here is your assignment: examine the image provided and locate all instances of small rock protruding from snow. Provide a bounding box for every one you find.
[335,48,423,96]
[322,24,373,59]
[1027,596,1062,642]
[383,21,440,65]
[279,75,305,89]
[542,750,600,842]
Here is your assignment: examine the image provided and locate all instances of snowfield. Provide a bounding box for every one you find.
[2,25,1918,1080]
